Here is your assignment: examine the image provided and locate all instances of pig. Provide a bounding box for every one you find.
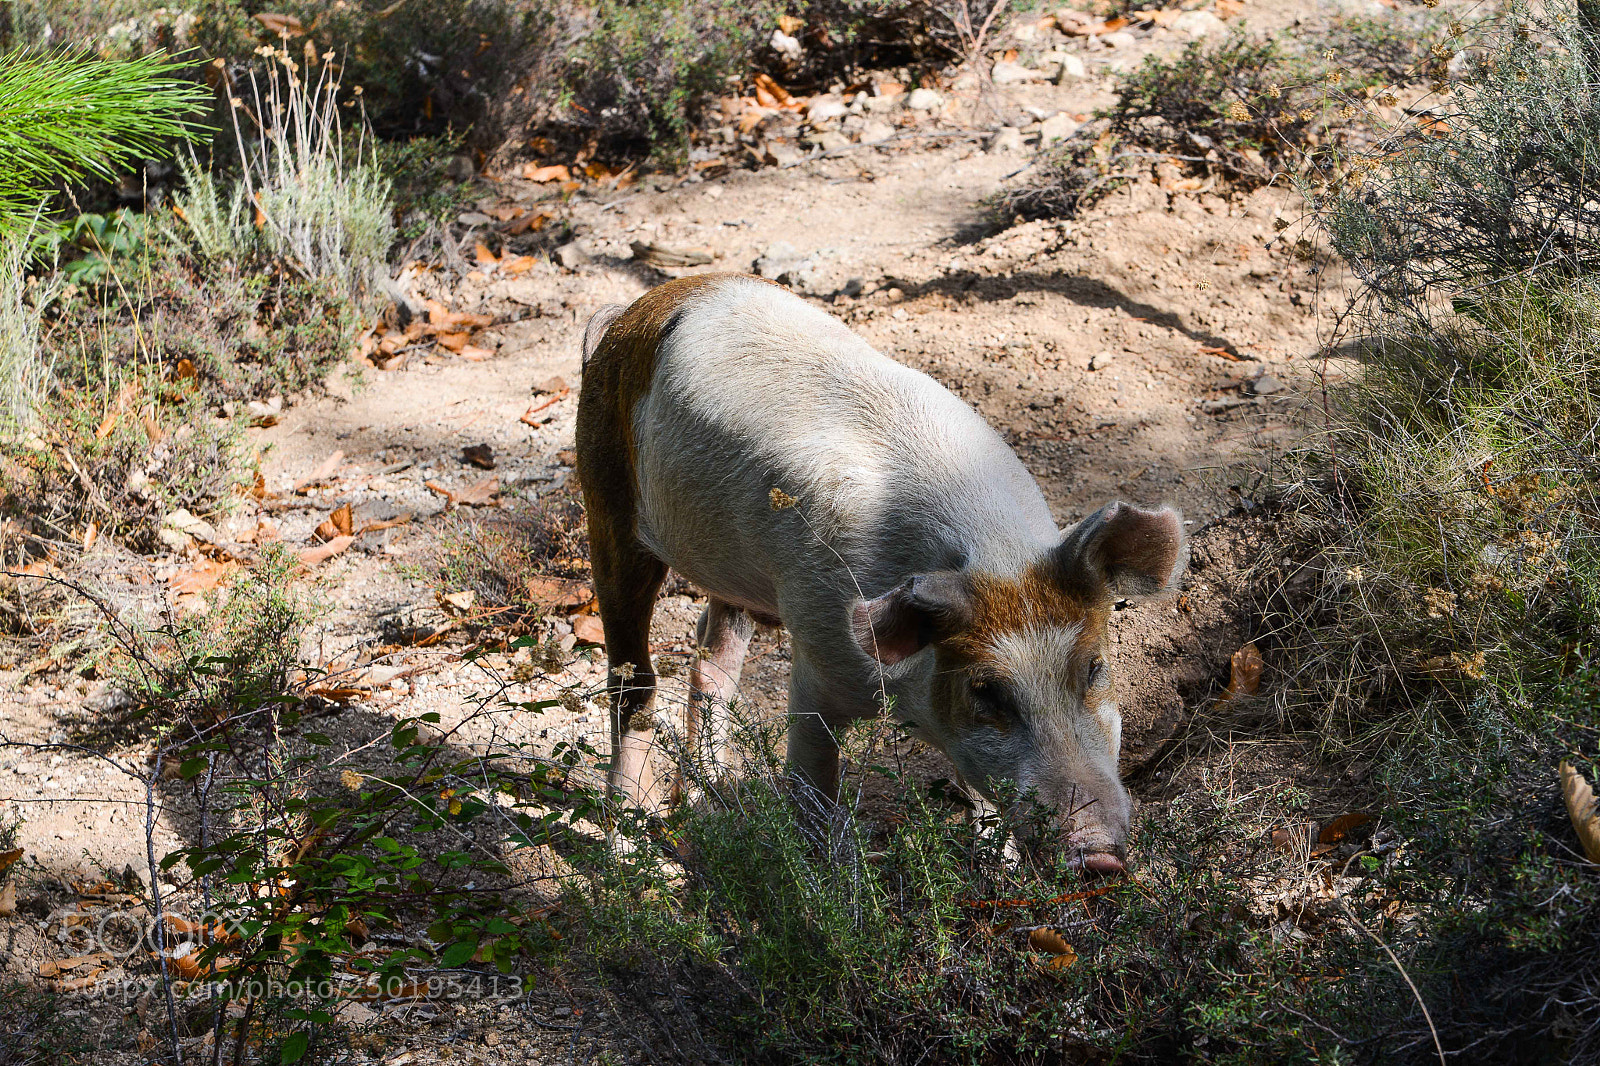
[575,274,1187,873]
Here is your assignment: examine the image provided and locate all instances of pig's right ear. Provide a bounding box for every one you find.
[850,572,973,666]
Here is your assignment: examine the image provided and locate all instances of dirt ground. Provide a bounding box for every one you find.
[0,3,1367,1060]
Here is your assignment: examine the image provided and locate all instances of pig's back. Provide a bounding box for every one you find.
[629,275,1058,616]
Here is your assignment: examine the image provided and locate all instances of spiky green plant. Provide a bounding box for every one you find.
[0,48,209,236]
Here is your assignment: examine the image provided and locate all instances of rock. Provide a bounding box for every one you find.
[987,126,1024,153]
[1249,374,1285,396]
[906,88,943,111]
[461,443,495,469]
[1039,113,1079,145]
[444,154,475,182]
[806,130,850,151]
[1173,10,1225,37]
[1101,30,1136,49]
[769,29,802,61]
[767,141,804,167]
[863,95,900,114]
[125,468,150,500]
[554,242,588,271]
[840,277,864,297]
[1089,351,1116,371]
[162,508,218,544]
[807,96,849,123]
[991,60,1047,85]
[858,120,895,145]
[157,528,192,552]
[754,242,801,280]
[1049,52,1088,80]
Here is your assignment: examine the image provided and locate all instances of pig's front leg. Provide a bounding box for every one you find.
[677,599,754,801]
[786,657,844,829]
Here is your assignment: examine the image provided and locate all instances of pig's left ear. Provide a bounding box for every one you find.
[1049,502,1188,601]
[850,572,973,666]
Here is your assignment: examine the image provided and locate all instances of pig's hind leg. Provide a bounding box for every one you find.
[678,599,755,801]
[589,529,669,813]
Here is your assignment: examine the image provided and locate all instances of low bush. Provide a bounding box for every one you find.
[1244,0,1600,1056]
[996,14,1445,221]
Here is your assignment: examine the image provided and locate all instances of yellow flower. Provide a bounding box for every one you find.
[340,770,362,791]
[769,487,799,510]
[1227,100,1249,122]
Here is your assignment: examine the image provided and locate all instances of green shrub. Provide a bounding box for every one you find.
[1324,5,1600,320]
[996,15,1443,221]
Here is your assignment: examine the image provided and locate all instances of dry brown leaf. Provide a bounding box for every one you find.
[299,534,355,567]
[169,559,234,595]
[1215,0,1244,16]
[461,443,496,469]
[474,241,498,265]
[423,299,495,330]
[753,73,794,108]
[294,450,345,493]
[95,411,118,440]
[441,590,477,613]
[38,953,112,978]
[425,478,500,510]
[356,514,411,535]
[314,503,355,542]
[502,254,537,274]
[630,241,714,269]
[1561,761,1600,862]
[522,163,571,183]
[0,882,15,917]
[1028,928,1073,955]
[0,847,22,877]
[459,345,495,361]
[253,12,305,35]
[1317,812,1373,845]
[572,613,606,646]
[1221,643,1263,701]
[436,331,471,352]
[524,576,592,608]
[503,211,552,237]
[1270,822,1316,850]
[455,478,500,507]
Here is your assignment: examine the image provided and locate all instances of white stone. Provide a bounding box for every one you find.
[1039,113,1079,144]
[991,60,1047,85]
[907,88,943,111]
[1101,30,1136,49]
[1043,51,1087,80]
[769,29,802,61]
[987,126,1024,153]
[1172,10,1225,37]
[806,96,848,123]
[857,120,895,144]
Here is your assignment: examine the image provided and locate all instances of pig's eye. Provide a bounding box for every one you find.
[1086,657,1108,690]
[969,680,1017,726]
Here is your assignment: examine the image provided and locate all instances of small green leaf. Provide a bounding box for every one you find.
[439,938,479,967]
[281,1031,309,1064]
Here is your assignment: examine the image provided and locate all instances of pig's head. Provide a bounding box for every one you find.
[850,502,1188,875]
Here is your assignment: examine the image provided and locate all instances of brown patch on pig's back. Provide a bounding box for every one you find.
[576,273,746,548]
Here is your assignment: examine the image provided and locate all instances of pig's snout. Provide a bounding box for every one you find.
[1078,851,1126,877]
